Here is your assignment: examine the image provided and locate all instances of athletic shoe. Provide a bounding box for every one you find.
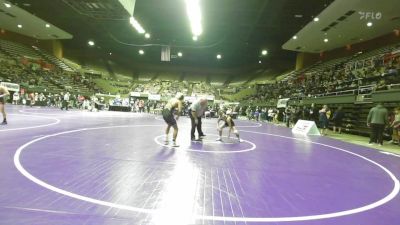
[199,134,206,137]
[164,140,169,145]
[1,121,7,125]
[171,142,180,147]
[216,137,222,141]
[238,139,243,143]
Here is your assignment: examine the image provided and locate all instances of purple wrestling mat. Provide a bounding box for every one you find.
[0,105,399,225]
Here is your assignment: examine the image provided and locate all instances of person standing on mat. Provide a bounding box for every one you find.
[319,105,330,136]
[61,92,70,111]
[216,110,242,142]
[332,106,345,134]
[0,84,10,125]
[162,93,184,147]
[190,98,208,141]
[367,102,388,146]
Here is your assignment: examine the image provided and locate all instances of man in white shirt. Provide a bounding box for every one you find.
[13,92,20,105]
[61,92,70,110]
[190,98,208,141]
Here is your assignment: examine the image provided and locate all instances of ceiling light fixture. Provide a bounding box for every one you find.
[144,33,151,39]
[139,49,144,55]
[178,52,183,57]
[129,17,146,34]
[367,22,373,27]
[293,35,297,40]
[314,17,319,22]
[216,54,222,59]
[88,40,95,46]
[185,0,203,37]
[4,3,11,8]
[324,38,328,43]
[45,24,50,28]
[261,50,268,55]
[192,36,198,41]
[17,24,22,28]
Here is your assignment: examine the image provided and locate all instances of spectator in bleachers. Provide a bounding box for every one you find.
[374,79,387,91]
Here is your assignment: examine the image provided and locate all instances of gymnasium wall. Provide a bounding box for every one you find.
[300,89,400,105]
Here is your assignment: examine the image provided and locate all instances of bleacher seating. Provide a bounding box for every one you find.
[32,46,75,72]
[0,39,40,59]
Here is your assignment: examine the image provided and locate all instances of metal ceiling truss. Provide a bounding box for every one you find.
[62,0,129,20]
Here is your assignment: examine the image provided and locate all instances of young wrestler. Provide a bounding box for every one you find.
[216,110,242,142]
[0,85,10,125]
[162,93,184,147]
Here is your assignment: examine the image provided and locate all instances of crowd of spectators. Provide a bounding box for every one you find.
[245,46,400,104]
[192,82,215,96]
[2,41,400,118]
[0,58,100,94]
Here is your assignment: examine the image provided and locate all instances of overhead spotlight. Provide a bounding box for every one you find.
[261,50,268,55]
[324,38,328,43]
[129,17,146,34]
[4,3,11,8]
[139,49,144,55]
[145,33,151,39]
[192,36,198,41]
[88,40,95,46]
[216,54,222,59]
[17,24,22,28]
[109,52,112,55]
[259,60,262,64]
[367,22,373,27]
[313,17,319,22]
[178,52,183,57]
[45,24,50,28]
[293,35,297,40]
[185,0,203,37]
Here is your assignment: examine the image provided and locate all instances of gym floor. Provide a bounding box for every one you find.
[1,105,399,225]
